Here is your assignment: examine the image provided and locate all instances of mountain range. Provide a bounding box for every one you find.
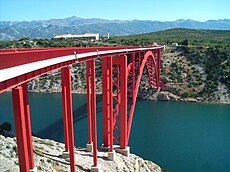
[0,16,230,40]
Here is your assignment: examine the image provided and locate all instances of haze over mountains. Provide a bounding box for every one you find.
[0,16,230,40]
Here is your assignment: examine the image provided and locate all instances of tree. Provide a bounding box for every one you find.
[0,122,12,137]
[181,39,188,46]
[18,37,29,41]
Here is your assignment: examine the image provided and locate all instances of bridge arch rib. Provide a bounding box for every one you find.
[127,50,159,141]
[102,50,162,150]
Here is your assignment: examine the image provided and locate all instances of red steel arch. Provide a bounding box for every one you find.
[102,49,162,152]
[127,50,159,141]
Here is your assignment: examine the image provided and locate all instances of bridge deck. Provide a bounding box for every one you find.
[0,47,162,83]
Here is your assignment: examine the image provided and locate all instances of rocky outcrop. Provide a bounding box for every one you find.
[157,91,180,101]
[0,135,162,172]
[213,83,230,104]
[180,97,198,102]
[137,89,198,102]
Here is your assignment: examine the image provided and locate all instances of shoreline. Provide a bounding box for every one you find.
[25,90,230,105]
[3,89,229,105]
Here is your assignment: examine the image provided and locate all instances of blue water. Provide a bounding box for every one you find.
[0,92,230,172]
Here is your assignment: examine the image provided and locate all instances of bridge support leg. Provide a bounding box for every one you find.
[61,67,75,172]
[61,68,69,155]
[102,56,113,149]
[86,61,93,152]
[108,56,114,159]
[157,49,161,89]
[12,86,30,172]
[126,53,136,143]
[102,56,115,160]
[22,83,36,171]
[120,55,128,150]
[91,60,99,168]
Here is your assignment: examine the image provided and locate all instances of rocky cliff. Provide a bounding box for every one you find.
[26,46,230,104]
[0,135,161,172]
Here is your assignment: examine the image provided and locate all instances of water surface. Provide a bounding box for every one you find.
[0,92,229,172]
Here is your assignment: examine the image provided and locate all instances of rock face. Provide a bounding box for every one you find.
[0,135,162,172]
[157,91,180,101]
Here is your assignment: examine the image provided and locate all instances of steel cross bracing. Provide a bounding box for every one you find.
[102,49,162,150]
[0,46,163,172]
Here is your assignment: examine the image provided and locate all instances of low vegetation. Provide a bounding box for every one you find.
[162,45,230,101]
[103,28,230,47]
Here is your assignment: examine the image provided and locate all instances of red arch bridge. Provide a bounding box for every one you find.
[0,46,163,172]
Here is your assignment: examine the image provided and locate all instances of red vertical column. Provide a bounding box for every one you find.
[132,53,135,103]
[138,52,141,71]
[22,83,35,170]
[102,57,110,147]
[12,86,30,172]
[107,56,113,152]
[120,55,128,149]
[62,66,75,172]
[61,68,69,152]
[157,49,161,88]
[126,53,136,142]
[91,60,98,167]
[86,61,92,144]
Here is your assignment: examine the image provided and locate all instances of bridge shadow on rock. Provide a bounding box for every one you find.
[36,95,102,140]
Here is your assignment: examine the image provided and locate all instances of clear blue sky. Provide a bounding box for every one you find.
[0,0,229,21]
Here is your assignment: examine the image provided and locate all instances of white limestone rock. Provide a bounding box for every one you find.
[0,135,162,172]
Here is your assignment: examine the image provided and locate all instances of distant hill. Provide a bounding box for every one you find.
[0,16,230,40]
[107,28,230,46]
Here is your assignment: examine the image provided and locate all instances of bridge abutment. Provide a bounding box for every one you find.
[91,164,102,172]
[108,150,116,161]
[116,146,130,157]
[86,143,93,152]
